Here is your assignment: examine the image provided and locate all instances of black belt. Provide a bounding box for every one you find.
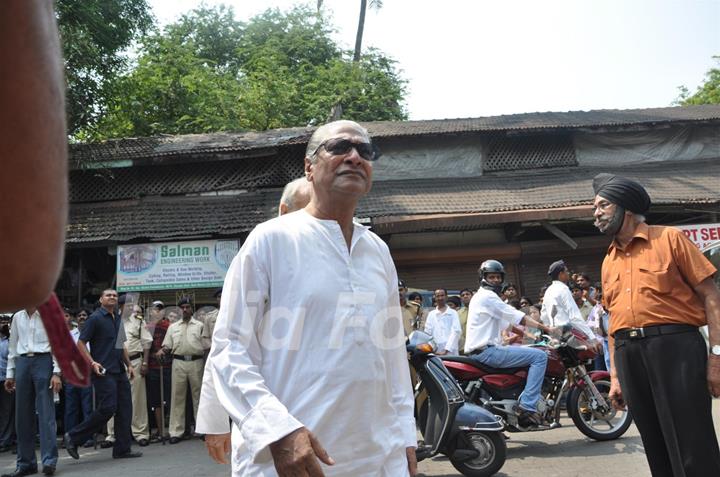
[613,324,697,341]
[172,354,203,361]
[469,344,493,355]
[20,352,50,358]
[128,352,143,361]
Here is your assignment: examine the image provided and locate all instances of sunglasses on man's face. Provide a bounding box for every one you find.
[313,137,380,162]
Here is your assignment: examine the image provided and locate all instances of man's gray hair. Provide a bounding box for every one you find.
[280,177,309,210]
[305,120,370,163]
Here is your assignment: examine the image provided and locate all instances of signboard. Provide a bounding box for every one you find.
[117,239,240,292]
[675,223,720,251]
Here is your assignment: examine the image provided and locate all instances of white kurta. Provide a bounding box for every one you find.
[540,281,596,339]
[195,210,415,476]
[424,307,461,355]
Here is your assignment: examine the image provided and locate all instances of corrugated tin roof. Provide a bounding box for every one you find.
[67,158,720,244]
[70,105,720,164]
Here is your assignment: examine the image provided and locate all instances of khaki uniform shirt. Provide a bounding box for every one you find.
[162,318,205,356]
[602,222,716,336]
[201,309,219,340]
[457,307,469,353]
[401,302,421,336]
[124,313,152,355]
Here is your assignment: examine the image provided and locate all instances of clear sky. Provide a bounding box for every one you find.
[148,0,720,120]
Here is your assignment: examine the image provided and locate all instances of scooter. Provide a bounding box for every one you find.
[408,331,506,477]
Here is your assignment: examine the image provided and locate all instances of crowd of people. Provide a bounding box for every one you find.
[1,116,719,477]
[0,289,225,476]
[398,267,610,369]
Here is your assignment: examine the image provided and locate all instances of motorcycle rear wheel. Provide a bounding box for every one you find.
[450,431,506,477]
[568,379,632,441]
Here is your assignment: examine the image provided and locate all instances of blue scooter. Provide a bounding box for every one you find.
[408,331,507,477]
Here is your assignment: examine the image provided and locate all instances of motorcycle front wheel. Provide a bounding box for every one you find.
[450,431,506,477]
[568,379,633,441]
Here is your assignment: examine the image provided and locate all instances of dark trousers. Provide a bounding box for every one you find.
[14,355,57,470]
[67,372,132,457]
[64,382,92,434]
[0,380,15,446]
[615,330,720,477]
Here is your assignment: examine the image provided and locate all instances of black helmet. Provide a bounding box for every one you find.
[479,259,505,294]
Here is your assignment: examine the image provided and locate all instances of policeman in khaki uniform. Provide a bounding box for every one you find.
[105,304,153,446]
[157,297,206,444]
[200,289,222,350]
[398,280,422,336]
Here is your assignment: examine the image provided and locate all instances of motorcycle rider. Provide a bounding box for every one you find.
[464,260,552,426]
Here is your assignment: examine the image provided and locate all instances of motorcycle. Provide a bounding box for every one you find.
[408,331,507,477]
[438,325,632,441]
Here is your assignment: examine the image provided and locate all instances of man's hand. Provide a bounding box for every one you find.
[406,447,417,476]
[127,365,135,381]
[4,378,14,393]
[91,361,105,376]
[140,363,148,377]
[708,355,720,398]
[269,428,334,477]
[205,433,231,464]
[435,349,449,356]
[608,376,626,411]
[155,349,166,360]
[50,374,62,393]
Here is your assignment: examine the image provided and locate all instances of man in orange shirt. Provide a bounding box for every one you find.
[593,173,720,477]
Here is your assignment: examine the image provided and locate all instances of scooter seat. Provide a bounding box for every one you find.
[440,355,525,375]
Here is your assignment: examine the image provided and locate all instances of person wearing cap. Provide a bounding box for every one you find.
[201,289,223,350]
[398,280,422,336]
[106,304,153,446]
[540,260,597,342]
[157,297,206,444]
[146,301,171,442]
[593,173,720,475]
[196,120,416,476]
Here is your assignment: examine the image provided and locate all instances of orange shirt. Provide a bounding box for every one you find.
[601,222,716,336]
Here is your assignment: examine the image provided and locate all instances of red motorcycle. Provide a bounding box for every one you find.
[438,325,632,441]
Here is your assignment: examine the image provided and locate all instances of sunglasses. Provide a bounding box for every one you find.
[312,137,380,162]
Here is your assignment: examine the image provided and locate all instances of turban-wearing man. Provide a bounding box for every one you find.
[593,173,720,477]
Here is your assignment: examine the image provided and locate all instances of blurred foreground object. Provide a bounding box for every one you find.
[0,0,68,311]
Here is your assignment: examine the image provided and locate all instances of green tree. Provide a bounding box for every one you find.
[676,56,720,105]
[88,5,407,140]
[57,0,154,137]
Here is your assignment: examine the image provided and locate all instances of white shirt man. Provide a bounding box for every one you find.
[424,291,462,355]
[196,120,415,476]
[540,280,596,339]
[540,261,596,341]
[464,287,526,353]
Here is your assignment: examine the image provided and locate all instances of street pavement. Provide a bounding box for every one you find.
[1,401,718,476]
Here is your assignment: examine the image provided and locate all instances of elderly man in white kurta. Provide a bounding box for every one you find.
[196,120,416,477]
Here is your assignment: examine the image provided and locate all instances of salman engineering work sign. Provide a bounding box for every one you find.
[117,239,240,291]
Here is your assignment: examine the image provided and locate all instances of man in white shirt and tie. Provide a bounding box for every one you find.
[196,120,416,476]
[540,260,598,342]
[424,289,462,355]
[4,308,62,477]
